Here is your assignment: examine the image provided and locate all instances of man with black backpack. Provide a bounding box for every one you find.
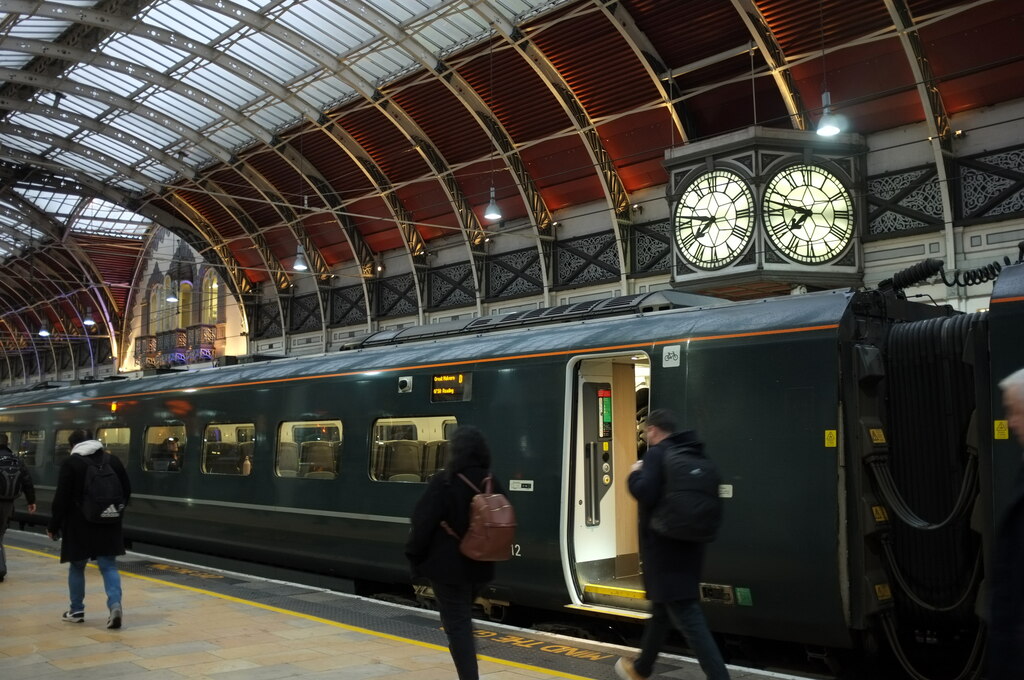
[0,433,36,583]
[615,409,730,680]
[47,429,130,628]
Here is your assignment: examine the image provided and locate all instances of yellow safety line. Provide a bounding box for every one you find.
[10,545,596,680]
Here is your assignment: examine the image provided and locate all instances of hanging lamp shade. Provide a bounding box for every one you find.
[82,310,96,326]
[817,91,842,137]
[484,186,501,221]
[38,320,50,337]
[166,290,179,303]
[293,245,308,272]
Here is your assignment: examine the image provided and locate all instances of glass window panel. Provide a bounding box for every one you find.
[100,32,189,71]
[77,132,147,167]
[18,430,44,468]
[142,89,220,130]
[107,112,179,148]
[276,420,341,479]
[97,427,131,466]
[202,422,255,475]
[248,102,300,132]
[208,126,254,150]
[369,416,457,482]
[226,33,314,82]
[54,429,77,465]
[1,136,50,155]
[143,425,186,472]
[8,112,78,138]
[66,63,148,98]
[178,62,264,110]
[276,4,370,56]
[141,0,237,43]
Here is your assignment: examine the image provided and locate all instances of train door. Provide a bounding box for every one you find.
[564,353,651,617]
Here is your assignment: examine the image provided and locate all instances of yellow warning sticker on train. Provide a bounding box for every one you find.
[824,430,837,447]
[874,583,893,601]
[869,428,886,444]
[872,506,889,523]
[995,420,1009,440]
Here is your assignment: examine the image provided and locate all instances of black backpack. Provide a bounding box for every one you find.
[79,452,126,523]
[650,447,723,543]
[0,454,22,501]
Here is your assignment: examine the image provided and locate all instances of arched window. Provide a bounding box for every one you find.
[162,275,173,332]
[201,270,218,324]
[149,286,160,335]
[179,282,193,328]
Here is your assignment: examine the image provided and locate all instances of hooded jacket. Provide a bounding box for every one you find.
[47,440,131,563]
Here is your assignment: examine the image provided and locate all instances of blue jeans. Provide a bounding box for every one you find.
[431,581,479,680]
[68,556,122,613]
[635,599,730,680]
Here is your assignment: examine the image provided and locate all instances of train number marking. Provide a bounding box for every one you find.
[509,480,534,491]
[511,543,521,557]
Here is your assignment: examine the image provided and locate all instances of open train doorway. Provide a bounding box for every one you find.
[564,353,651,618]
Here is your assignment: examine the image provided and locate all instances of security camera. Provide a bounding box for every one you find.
[398,376,413,393]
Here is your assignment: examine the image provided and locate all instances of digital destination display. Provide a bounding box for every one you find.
[431,372,472,402]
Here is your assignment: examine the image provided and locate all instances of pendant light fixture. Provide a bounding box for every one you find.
[816,0,844,137]
[293,244,308,272]
[484,28,501,222]
[38,319,50,337]
[82,308,96,327]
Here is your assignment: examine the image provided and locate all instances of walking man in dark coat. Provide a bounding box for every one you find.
[0,433,36,582]
[988,367,1024,678]
[616,409,730,680]
[47,429,131,628]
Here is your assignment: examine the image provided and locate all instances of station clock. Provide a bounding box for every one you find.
[762,163,854,264]
[673,169,754,270]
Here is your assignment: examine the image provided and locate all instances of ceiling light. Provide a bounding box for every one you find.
[38,321,50,337]
[82,310,96,326]
[816,91,842,137]
[484,187,501,221]
[166,291,179,303]
[293,245,308,272]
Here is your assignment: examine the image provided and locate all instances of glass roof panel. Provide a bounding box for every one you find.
[177,61,266,110]
[348,43,412,85]
[248,101,302,132]
[64,63,148,100]
[15,188,81,218]
[107,112,179,149]
[297,77,355,108]
[223,31,316,84]
[0,135,51,156]
[275,0,374,57]
[141,0,238,44]
[76,132,148,167]
[71,198,152,238]
[208,125,254,152]
[101,33,191,73]
[45,90,109,120]
[141,89,220,130]
[7,112,78,139]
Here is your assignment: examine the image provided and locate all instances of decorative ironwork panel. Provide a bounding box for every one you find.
[289,293,322,333]
[330,285,367,327]
[429,262,476,309]
[252,301,283,340]
[959,145,1024,220]
[486,247,543,300]
[156,329,187,352]
[631,219,672,274]
[555,231,620,287]
[866,167,943,237]
[186,325,216,347]
[376,274,418,318]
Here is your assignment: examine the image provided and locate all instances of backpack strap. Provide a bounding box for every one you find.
[439,473,492,540]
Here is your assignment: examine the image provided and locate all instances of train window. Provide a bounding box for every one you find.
[18,430,44,467]
[143,425,186,472]
[370,416,457,483]
[202,423,255,475]
[276,420,341,479]
[97,427,131,465]
[54,429,76,465]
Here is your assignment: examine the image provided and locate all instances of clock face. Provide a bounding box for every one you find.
[762,164,853,264]
[674,169,754,270]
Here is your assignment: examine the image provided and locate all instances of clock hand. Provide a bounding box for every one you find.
[695,216,716,238]
[790,213,810,231]
[768,200,813,216]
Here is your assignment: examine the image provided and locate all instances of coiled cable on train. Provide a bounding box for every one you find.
[880,242,1024,295]
[881,612,986,680]
[880,536,982,612]
[867,449,978,530]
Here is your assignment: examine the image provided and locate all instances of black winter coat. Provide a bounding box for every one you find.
[47,443,131,563]
[0,444,36,505]
[988,463,1024,679]
[628,430,706,603]
[405,465,501,585]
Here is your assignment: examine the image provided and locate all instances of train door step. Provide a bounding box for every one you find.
[565,602,651,620]
[584,583,647,600]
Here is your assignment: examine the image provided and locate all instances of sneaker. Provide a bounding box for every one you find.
[107,605,122,630]
[62,610,84,623]
[614,657,647,680]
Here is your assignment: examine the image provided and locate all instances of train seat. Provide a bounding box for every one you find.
[388,473,421,482]
[423,440,449,478]
[380,439,424,480]
[277,442,299,477]
[302,440,336,478]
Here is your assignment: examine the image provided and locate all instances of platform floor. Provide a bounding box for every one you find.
[0,530,801,680]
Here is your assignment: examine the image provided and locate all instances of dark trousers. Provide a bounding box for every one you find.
[635,599,730,680]
[0,500,11,576]
[431,580,479,680]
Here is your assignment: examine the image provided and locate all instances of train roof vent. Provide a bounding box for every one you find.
[360,319,477,346]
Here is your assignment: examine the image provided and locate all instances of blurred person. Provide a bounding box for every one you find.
[0,433,36,582]
[47,429,131,628]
